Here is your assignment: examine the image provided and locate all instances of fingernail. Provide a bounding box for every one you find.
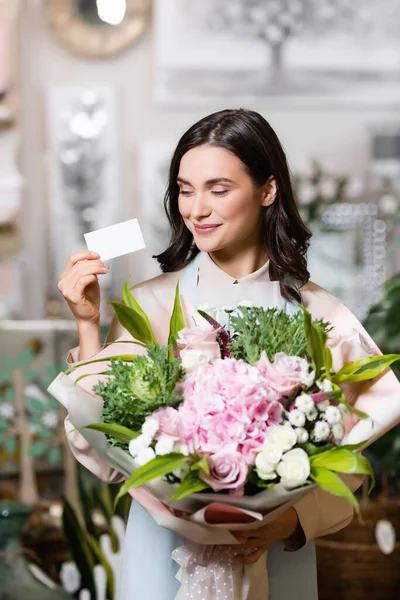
[104,264,110,269]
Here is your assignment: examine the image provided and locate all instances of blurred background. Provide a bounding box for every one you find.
[0,1,399,599]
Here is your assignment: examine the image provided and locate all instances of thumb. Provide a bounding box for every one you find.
[231,531,248,544]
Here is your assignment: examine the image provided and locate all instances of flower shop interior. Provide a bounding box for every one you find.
[1,1,400,599]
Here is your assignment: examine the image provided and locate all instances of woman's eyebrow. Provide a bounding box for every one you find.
[177,177,235,185]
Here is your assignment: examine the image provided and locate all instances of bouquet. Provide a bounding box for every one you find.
[48,282,400,599]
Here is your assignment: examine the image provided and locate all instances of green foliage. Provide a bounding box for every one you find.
[168,281,185,361]
[170,471,209,502]
[229,306,331,365]
[93,345,184,446]
[310,467,360,515]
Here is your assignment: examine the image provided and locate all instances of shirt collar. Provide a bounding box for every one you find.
[198,251,270,285]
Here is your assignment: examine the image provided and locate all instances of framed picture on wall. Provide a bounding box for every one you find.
[154,0,400,108]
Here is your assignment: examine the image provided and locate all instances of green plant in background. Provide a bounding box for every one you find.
[61,466,131,599]
[363,273,400,496]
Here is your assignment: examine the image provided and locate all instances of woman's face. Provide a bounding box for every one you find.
[177,145,275,256]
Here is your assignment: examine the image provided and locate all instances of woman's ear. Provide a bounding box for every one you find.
[261,176,278,207]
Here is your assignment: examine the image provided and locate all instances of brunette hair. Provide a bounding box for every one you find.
[154,108,311,303]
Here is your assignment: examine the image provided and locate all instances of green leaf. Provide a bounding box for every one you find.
[83,422,139,443]
[114,453,189,506]
[26,396,46,413]
[29,441,47,457]
[108,300,157,347]
[170,471,209,502]
[74,370,112,385]
[65,354,137,375]
[62,498,96,597]
[5,438,17,455]
[299,304,327,378]
[0,420,9,431]
[87,534,114,599]
[331,383,369,420]
[48,446,62,465]
[310,448,375,492]
[168,281,185,361]
[36,428,53,440]
[310,467,360,515]
[332,354,400,384]
[122,281,155,338]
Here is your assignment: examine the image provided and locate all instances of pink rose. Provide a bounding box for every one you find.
[256,351,309,396]
[177,327,219,347]
[200,451,248,492]
[152,406,181,438]
[176,327,221,371]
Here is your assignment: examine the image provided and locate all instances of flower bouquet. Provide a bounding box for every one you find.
[48,282,400,600]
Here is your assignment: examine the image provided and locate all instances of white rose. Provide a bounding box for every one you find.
[260,443,283,465]
[306,406,318,421]
[295,427,309,443]
[255,451,278,480]
[312,421,331,442]
[332,423,344,441]
[180,349,212,372]
[324,406,342,425]
[129,434,152,458]
[267,423,297,451]
[135,447,156,466]
[300,370,315,387]
[277,448,310,488]
[317,400,331,412]
[141,417,159,438]
[197,303,219,320]
[288,409,306,428]
[317,379,333,393]
[155,435,175,456]
[295,394,315,413]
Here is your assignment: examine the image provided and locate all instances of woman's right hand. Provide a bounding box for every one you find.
[58,250,110,325]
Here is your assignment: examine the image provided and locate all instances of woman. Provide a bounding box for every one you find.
[58,109,399,599]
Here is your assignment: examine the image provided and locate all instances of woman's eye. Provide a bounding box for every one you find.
[179,189,192,196]
[211,189,229,196]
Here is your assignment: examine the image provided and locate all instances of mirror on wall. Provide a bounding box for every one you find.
[47,0,151,58]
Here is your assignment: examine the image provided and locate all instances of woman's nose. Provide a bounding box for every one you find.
[191,193,212,219]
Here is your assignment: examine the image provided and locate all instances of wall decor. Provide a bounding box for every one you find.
[46,85,123,320]
[47,0,151,59]
[155,0,400,107]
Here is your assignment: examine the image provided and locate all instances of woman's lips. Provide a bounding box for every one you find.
[193,224,222,235]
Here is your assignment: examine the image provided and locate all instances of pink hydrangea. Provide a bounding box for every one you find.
[176,358,284,464]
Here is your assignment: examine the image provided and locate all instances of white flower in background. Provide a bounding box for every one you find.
[42,411,58,428]
[129,434,152,458]
[375,520,396,555]
[135,447,156,466]
[312,421,331,442]
[300,370,315,387]
[306,406,318,422]
[317,400,331,412]
[155,435,175,456]
[180,349,214,372]
[238,300,254,308]
[221,305,236,314]
[295,427,309,443]
[141,418,159,438]
[324,406,342,425]
[332,423,344,441]
[295,393,315,413]
[277,448,310,488]
[317,379,333,393]
[172,463,190,480]
[379,193,398,216]
[0,403,14,419]
[288,409,306,428]
[255,451,278,480]
[197,303,218,320]
[267,422,297,451]
[298,182,316,205]
[60,561,81,593]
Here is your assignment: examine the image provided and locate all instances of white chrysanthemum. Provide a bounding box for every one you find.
[141,418,159,438]
[288,409,306,428]
[135,447,156,466]
[155,436,175,456]
[324,406,342,425]
[255,451,278,480]
[317,400,331,412]
[312,421,331,442]
[295,393,315,413]
[306,406,318,422]
[300,370,315,387]
[129,434,152,458]
[295,427,309,443]
[332,423,344,441]
[317,379,333,393]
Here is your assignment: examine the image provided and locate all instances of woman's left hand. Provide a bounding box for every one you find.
[231,507,299,564]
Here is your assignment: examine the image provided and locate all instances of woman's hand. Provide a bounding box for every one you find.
[231,507,300,565]
[58,250,110,325]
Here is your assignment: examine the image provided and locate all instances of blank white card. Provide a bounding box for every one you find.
[84,218,146,261]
